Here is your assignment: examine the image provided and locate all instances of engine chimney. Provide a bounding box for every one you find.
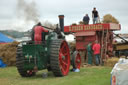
[58,15,64,32]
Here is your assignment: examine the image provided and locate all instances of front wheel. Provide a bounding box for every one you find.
[72,51,81,69]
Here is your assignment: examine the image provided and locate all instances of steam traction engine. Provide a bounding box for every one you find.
[64,23,121,64]
[16,15,81,77]
[16,14,121,77]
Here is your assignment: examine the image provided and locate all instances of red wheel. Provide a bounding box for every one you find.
[50,39,70,76]
[72,51,81,69]
[75,52,81,69]
[59,41,70,75]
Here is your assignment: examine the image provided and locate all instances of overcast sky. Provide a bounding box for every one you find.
[0,0,128,33]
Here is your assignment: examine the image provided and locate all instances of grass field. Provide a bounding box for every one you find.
[0,66,112,85]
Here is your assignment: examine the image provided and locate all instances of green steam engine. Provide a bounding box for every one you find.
[16,15,81,77]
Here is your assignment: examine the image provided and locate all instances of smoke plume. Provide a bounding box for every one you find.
[17,0,39,23]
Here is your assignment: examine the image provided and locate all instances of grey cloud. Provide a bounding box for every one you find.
[0,0,128,32]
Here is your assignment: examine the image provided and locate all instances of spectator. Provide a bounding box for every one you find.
[83,14,90,25]
[87,42,93,65]
[92,7,100,24]
[92,40,101,65]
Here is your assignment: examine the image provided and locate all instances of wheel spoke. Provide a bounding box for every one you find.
[61,44,66,51]
[62,60,68,66]
[59,53,63,58]
[60,65,65,73]
[63,52,68,56]
[61,48,67,55]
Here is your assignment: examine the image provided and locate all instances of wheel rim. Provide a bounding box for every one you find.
[59,41,70,76]
[75,52,81,69]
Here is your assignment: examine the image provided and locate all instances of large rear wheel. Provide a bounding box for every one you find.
[50,39,70,76]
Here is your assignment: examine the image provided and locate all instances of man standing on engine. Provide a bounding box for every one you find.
[92,7,100,24]
[34,22,49,44]
[83,14,90,25]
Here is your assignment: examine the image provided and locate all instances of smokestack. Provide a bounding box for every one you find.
[58,15,64,32]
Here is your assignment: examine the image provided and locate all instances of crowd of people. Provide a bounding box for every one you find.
[83,7,100,25]
[82,7,101,66]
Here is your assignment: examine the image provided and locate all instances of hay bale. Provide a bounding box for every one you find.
[0,41,19,66]
[104,57,119,67]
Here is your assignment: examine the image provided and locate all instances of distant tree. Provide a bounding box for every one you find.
[78,21,84,25]
[102,14,119,24]
[71,23,77,26]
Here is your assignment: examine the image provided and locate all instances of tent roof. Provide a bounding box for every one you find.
[0,32,14,43]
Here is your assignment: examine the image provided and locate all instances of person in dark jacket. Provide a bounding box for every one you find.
[83,14,90,25]
[92,7,100,24]
[87,42,93,65]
